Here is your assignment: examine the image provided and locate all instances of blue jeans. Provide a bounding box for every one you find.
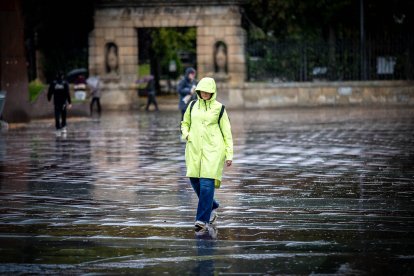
[190,178,219,223]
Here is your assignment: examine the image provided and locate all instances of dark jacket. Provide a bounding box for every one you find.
[47,79,71,107]
[146,77,156,96]
[177,67,197,111]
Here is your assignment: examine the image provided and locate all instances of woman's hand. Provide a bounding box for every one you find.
[225,160,232,167]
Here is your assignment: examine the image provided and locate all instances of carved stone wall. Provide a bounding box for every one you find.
[89,4,246,109]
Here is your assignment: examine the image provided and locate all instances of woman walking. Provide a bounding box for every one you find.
[181,77,233,232]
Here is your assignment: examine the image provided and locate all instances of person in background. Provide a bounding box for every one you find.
[145,75,159,111]
[89,76,102,116]
[177,67,197,120]
[47,71,72,136]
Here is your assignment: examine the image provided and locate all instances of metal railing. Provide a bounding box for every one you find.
[246,38,414,82]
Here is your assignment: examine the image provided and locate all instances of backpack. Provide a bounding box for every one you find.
[186,100,225,136]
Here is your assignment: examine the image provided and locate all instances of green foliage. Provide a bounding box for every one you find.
[28,79,46,102]
[244,0,355,42]
[138,63,150,77]
[245,0,414,43]
[150,28,196,78]
[136,64,151,89]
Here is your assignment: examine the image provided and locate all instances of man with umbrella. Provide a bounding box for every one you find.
[48,71,72,136]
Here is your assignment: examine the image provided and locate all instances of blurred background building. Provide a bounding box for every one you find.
[1,0,413,122]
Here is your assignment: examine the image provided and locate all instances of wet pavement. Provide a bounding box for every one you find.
[0,107,413,275]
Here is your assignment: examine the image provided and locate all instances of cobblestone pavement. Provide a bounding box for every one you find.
[0,107,413,275]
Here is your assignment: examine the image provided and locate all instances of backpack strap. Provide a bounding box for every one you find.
[218,104,225,123]
[218,104,225,138]
[187,100,197,131]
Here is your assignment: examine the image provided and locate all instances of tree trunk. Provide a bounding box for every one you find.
[0,0,30,122]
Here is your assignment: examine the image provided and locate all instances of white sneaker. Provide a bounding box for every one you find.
[194,220,207,232]
[207,225,218,239]
[209,210,218,224]
[61,127,67,134]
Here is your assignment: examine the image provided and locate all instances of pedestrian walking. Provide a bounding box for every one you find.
[88,76,102,116]
[145,75,159,111]
[181,77,233,232]
[177,67,197,120]
[47,71,72,136]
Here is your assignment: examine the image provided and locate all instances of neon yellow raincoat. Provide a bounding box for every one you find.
[181,77,233,186]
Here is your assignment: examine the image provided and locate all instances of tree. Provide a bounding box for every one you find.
[243,0,414,42]
[243,0,356,42]
[22,0,94,82]
[150,27,196,79]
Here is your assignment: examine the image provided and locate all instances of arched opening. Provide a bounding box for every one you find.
[137,27,196,96]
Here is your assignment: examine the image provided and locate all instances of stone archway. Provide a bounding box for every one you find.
[89,1,246,110]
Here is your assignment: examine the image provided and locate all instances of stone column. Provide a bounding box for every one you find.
[196,26,215,78]
[197,6,246,85]
[90,8,138,110]
[225,25,246,85]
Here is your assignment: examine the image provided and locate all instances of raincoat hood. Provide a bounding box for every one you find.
[195,77,217,101]
[185,67,196,79]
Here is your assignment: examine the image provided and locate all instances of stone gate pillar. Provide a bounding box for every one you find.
[89,8,138,110]
[197,6,246,85]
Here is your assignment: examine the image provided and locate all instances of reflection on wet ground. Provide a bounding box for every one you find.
[0,107,413,274]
